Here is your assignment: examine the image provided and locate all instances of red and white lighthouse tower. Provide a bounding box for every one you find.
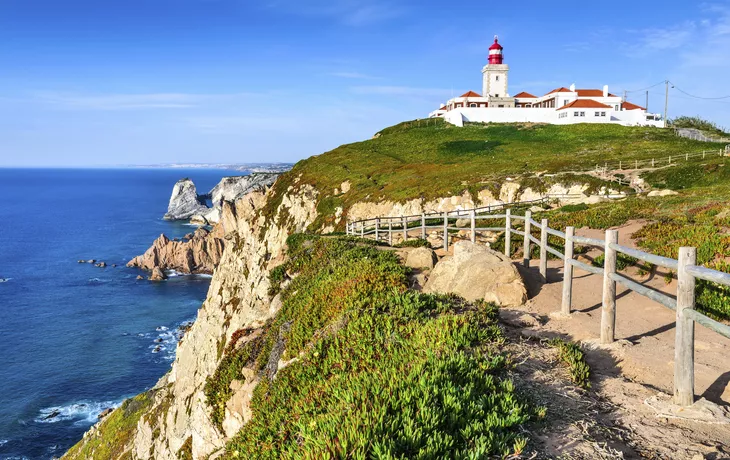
[482,35,510,100]
[488,36,504,64]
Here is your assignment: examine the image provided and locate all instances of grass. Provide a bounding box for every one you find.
[393,238,432,248]
[64,392,153,460]
[213,235,541,459]
[548,339,591,389]
[669,115,730,138]
[257,120,718,233]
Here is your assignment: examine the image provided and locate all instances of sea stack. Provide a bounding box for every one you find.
[163,178,210,221]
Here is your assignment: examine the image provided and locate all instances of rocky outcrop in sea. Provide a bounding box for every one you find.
[127,226,224,275]
[165,173,279,225]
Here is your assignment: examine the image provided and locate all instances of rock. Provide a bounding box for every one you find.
[127,225,224,276]
[136,275,144,280]
[149,267,167,281]
[112,264,117,267]
[78,260,86,263]
[88,259,96,264]
[405,247,438,270]
[164,178,210,221]
[97,262,107,268]
[43,409,61,420]
[455,218,470,228]
[424,241,527,306]
[183,233,194,240]
[98,408,114,420]
[648,189,679,197]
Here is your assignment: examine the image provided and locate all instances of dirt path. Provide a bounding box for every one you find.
[505,220,730,459]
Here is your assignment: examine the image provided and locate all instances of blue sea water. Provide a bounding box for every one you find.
[0,168,236,459]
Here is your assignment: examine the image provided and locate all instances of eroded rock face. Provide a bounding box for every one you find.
[164,179,209,221]
[424,241,527,306]
[127,226,224,275]
[192,174,279,225]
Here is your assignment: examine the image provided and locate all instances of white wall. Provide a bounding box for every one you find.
[443,107,664,128]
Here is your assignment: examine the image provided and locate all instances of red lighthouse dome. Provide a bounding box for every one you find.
[488,36,504,65]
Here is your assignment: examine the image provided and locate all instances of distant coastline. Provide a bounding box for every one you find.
[133,162,293,173]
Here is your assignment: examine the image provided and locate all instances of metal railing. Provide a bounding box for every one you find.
[348,205,730,407]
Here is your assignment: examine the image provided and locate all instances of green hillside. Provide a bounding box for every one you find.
[286,120,718,204]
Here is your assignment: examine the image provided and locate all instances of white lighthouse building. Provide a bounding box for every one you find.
[429,37,663,127]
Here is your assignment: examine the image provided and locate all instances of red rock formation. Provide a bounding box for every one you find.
[127,226,224,275]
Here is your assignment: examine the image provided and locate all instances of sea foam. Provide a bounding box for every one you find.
[35,400,121,425]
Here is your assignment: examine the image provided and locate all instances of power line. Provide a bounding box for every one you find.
[668,81,730,100]
[620,80,666,94]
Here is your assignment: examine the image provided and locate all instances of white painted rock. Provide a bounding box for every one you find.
[424,241,527,306]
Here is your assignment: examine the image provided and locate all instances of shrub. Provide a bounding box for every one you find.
[394,238,432,248]
[549,339,591,389]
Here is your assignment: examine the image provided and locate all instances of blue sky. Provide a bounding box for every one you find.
[1,0,729,167]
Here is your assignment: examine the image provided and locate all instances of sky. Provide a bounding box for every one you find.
[1,0,729,167]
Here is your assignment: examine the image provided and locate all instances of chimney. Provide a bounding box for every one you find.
[603,85,609,97]
[570,83,576,92]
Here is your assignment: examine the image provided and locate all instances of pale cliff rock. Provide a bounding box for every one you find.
[164,179,210,221]
[192,174,279,225]
[127,226,224,275]
[424,241,527,306]
[93,181,321,459]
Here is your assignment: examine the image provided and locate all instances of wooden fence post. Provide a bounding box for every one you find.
[601,229,618,344]
[360,222,364,238]
[652,158,655,167]
[540,218,548,281]
[561,227,575,314]
[443,211,449,251]
[669,156,672,165]
[421,213,426,240]
[674,246,697,407]
[523,211,532,268]
[470,210,476,243]
[505,209,512,257]
[346,223,349,235]
[375,218,379,242]
[402,216,407,242]
[388,219,393,246]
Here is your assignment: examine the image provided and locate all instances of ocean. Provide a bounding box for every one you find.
[0,168,235,459]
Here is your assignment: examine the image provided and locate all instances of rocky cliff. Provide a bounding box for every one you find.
[65,170,626,459]
[165,173,279,225]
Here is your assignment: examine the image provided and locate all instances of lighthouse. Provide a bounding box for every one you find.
[482,36,510,102]
[488,36,504,64]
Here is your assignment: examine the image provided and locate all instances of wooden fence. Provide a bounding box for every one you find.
[347,205,730,407]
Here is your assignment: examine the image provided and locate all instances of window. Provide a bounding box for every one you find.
[564,100,569,106]
[574,111,579,116]
[579,111,585,117]
[495,76,500,81]
[498,104,505,107]
[495,94,500,97]
[469,103,477,107]
[595,111,600,116]
[615,105,619,110]
[601,111,606,116]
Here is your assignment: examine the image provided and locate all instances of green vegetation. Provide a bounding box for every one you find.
[64,392,153,460]
[259,121,717,232]
[549,339,591,389]
[591,253,639,271]
[393,238,432,248]
[670,115,730,138]
[213,235,541,458]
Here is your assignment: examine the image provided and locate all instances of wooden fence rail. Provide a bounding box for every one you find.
[348,203,730,407]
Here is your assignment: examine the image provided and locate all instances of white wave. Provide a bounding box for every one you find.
[35,399,121,425]
[0,278,11,283]
[194,274,213,279]
[0,439,8,446]
[156,326,168,331]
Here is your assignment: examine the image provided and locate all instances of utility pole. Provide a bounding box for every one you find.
[646,90,649,111]
[623,90,627,102]
[664,80,670,128]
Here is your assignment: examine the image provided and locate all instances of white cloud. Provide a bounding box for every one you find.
[329,71,379,79]
[32,92,261,111]
[350,85,450,98]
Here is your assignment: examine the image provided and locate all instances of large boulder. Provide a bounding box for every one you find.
[404,247,438,270]
[164,178,209,221]
[424,241,527,306]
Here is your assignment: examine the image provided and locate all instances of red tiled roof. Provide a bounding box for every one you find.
[621,101,645,111]
[514,91,537,98]
[546,87,572,95]
[576,89,617,97]
[460,90,482,98]
[557,99,612,110]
